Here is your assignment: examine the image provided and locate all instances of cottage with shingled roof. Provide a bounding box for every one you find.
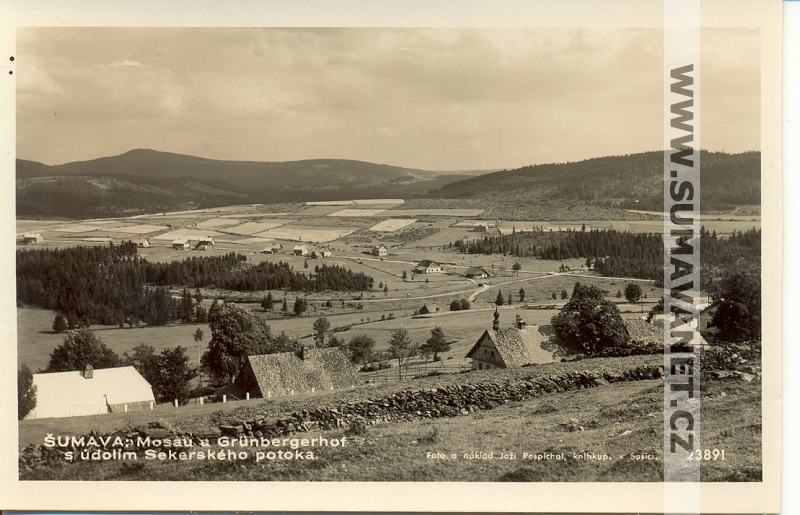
[465,310,553,370]
[225,347,358,398]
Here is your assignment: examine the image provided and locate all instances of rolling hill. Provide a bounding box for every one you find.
[428,150,761,211]
[16,149,481,218]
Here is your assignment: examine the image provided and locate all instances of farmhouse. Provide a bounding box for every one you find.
[418,303,440,315]
[25,365,155,420]
[465,311,553,370]
[21,232,44,244]
[194,237,215,251]
[465,266,490,279]
[311,249,333,259]
[225,347,359,399]
[262,244,283,254]
[473,223,489,232]
[171,238,190,250]
[415,259,442,274]
[372,245,388,257]
[293,244,309,256]
[134,238,150,248]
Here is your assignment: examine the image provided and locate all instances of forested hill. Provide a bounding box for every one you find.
[16,149,483,218]
[429,151,760,211]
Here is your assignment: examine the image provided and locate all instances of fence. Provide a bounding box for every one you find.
[361,360,470,384]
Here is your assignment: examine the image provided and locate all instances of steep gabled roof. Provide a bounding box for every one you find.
[417,259,440,267]
[465,266,490,276]
[244,347,358,395]
[465,327,553,367]
[624,318,665,346]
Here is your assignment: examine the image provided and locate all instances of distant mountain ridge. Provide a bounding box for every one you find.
[16,149,482,218]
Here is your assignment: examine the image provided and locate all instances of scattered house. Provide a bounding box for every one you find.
[414,259,442,274]
[224,347,359,399]
[134,238,151,248]
[418,303,440,315]
[171,238,190,250]
[310,249,333,259]
[21,233,44,244]
[293,245,309,256]
[473,223,489,233]
[262,244,284,254]
[194,237,215,251]
[465,311,553,370]
[25,365,156,419]
[465,266,491,279]
[372,245,388,257]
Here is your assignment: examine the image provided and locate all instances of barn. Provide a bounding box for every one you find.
[372,245,388,257]
[465,311,554,370]
[135,238,151,248]
[225,347,359,399]
[172,238,190,250]
[465,267,490,279]
[293,245,309,256]
[194,237,215,251]
[25,365,156,419]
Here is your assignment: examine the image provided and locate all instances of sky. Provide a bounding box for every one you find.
[16,27,760,170]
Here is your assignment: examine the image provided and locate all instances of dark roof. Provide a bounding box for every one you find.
[243,347,358,396]
[624,318,665,346]
[465,267,489,276]
[417,259,440,267]
[465,327,553,367]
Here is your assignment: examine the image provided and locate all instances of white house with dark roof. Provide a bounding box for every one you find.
[25,365,155,419]
[465,310,554,370]
[414,259,442,274]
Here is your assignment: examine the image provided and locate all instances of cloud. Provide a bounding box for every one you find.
[15,27,760,169]
[107,60,143,68]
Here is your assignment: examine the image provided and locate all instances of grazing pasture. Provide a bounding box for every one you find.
[368,219,417,232]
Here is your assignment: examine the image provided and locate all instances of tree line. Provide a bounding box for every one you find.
[451,227,760,283]
[17,243,374,326]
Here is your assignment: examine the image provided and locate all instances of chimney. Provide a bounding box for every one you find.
[515,314,527,331]
[492,308,500,331]
[83,364,94,379]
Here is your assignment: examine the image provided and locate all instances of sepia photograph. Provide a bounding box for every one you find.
[0,1,784,512]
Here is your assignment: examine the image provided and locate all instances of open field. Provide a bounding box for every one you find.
[384,208,486,217]
[368,219,417,232]
[17,307,209,373]
[327,208,387,217]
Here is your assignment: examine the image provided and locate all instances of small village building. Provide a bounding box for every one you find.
[262,244,283,254]
[418,303,440,315]
[310,249,333,259]
[414,259,442,274]
[194,237,215,251]
[21,233,44,244]
[225,347,359,399]
[465,311,553,370]
[135,238,151,248]
[465,267,490,279]
[293,245,309,256]
[25,365,156,419]
[372,245,388,257]
[473,223,489,233]
[171,238,190,250]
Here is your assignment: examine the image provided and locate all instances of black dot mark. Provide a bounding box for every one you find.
[9,56,14,61]
[8,71,12,75]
